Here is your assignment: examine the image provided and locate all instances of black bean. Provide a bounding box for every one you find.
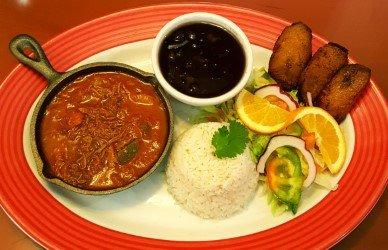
[173,32,185,42]
[187,31,196,40]
[168,52,175,61]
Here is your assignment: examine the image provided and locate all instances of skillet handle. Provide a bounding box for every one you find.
[9,34,61,83]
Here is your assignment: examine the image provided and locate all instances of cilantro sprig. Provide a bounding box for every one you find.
[212,120,249,158]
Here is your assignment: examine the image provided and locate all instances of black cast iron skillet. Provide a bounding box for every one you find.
[9,34,174,195]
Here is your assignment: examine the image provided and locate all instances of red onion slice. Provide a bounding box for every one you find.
[257,135,316,187]
[306,91,313,107]
[255,84,298,111]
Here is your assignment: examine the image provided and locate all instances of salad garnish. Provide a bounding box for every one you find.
[191,66,346,215]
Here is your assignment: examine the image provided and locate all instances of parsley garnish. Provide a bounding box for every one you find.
[212,120,249,158]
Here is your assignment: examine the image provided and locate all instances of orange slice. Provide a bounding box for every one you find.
[291,107,346,174]
[236,89,291,134]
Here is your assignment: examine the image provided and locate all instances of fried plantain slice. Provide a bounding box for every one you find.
[299,42,348,104]
[269,22,312,90]
[317,64,371,122]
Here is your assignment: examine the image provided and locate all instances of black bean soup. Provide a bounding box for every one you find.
[159,23,246,98]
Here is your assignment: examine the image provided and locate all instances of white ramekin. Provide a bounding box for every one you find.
[151,12,253,106]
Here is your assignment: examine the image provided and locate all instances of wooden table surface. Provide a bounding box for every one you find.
[0,0,387,249]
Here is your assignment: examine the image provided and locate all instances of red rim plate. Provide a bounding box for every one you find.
[0,3,387,249]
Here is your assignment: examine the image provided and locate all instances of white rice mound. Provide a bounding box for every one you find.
[166,122,259,219]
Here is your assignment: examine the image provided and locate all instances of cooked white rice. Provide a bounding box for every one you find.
[166,122,258,219]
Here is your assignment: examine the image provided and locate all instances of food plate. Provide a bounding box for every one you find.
[0,3,387,249]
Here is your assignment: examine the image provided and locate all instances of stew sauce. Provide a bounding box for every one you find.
[40,72,169,190]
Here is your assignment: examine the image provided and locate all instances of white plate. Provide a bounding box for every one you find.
[23,39,355,241]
